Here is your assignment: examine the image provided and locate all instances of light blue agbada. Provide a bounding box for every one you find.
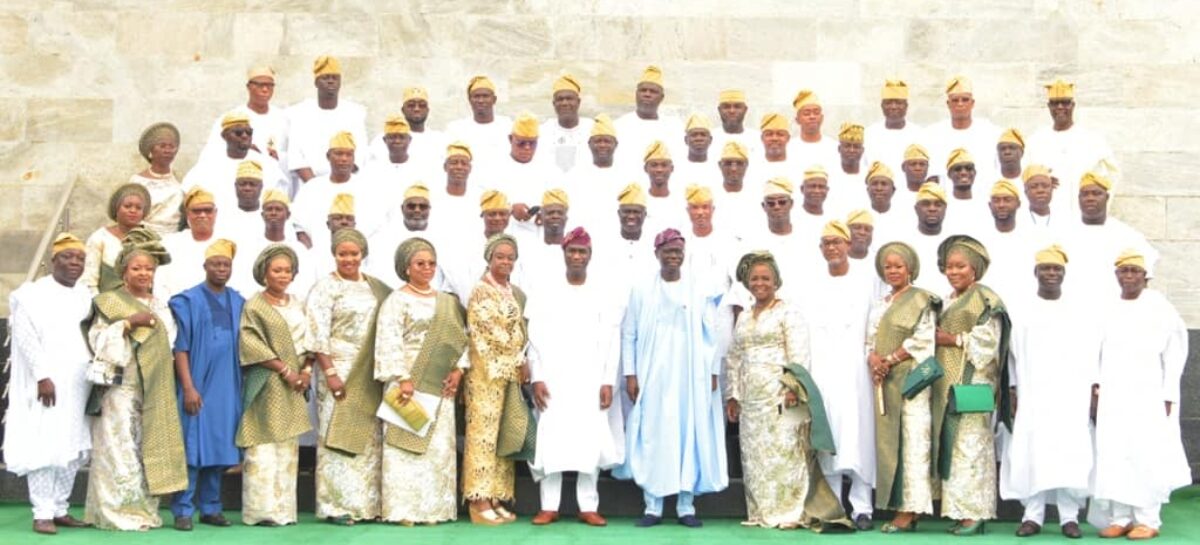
[614,272,728,498]
[169,284,245,468]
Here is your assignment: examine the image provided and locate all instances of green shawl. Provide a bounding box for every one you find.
[82,289,188,495]
[780,363,852,531]
[871,287,941,508]
[236,294,312,447]
[493,286,537,461]
[323,275,392,455]
[934,283,1011,480]
[384,292,470,453]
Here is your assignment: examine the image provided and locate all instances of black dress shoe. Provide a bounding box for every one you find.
[634,514,662,527]
[200,513,232,527]
[1061,521,1082,539]
[855,514,874,531]
[1016,520,1042,537]
[174,516,194,531]
[677,514,703,528]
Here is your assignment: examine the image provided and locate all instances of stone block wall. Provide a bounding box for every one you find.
[1,0,1199,323]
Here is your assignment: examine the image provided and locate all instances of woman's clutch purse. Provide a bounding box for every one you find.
[384,386,430,431]
[901,356,943,399]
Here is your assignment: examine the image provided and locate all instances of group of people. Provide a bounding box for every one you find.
[3,56,1191,540]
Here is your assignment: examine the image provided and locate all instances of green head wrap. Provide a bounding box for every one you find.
[483,233,518,262]
[938,234,990,280]
[138,122,180,162]
[735,250,783,291]
[875,241,920,282]
[108,183,152,222]
[116,227,171,273]
[331,228,368,258]
[395,237,436,282]
[253,244,299,287]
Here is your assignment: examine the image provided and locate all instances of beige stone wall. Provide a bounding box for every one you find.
[2,0,1198,321]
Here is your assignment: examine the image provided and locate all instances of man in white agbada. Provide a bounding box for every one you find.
[184,112,288,212]
[786,90,839,172]
[427,142,481,239]
[364,115,424,212]
[1000,245,1097,539]
[199,66,290,181]
[1087,249,1190,540]
[615,66,683,166]
[365,183,438,289]
[828,123,867,215]
[563,114,627,234]
[157,188,222,297]
[680,185,737,297]
[1021,164,1060,232]
[995,128,1026,185]
[1026,80,1118,219]
[902,182,952,294]
[801,221,876,530]
[479,113,554,250]
[445,75,512,167]
[923,76,1001,181]
[592,183,655,298]
[290,131,381,273]
[526,227,622,527]
[671,113,720,188]
[977,180,1037,303]
[860,162,909,238]
[942,148,993,236]
[511,189,571,293]
[1062,172,1158,306]
[284,56,368,184]
[368,89,442,173]
[640,141,688,234]
[710,141,759,240]
[865,80,923,173]
[228,189,315,299]
[540,74,594,174]
[737,177,805,303]
[4,234,94,535]
[752,113,795,180]
[710,89,750,156]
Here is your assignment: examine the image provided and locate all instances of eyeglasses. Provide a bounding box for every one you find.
[764,198,791,207]
[230,128,253,137]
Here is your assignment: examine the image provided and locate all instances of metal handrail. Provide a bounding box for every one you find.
[22,176,78,283]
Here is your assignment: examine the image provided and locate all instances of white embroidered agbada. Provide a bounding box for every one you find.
[284,98,368,180]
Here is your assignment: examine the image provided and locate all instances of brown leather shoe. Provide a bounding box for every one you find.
[53,514,92,528]
[33,519,57,535]
[578,511,608,526]
[1126,525,1159,540]
[1062,521,1083,539]
[531,511,559,525]
[1099,524,1132,538]
[1017,521,1042,537]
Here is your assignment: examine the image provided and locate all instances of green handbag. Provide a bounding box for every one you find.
[948,384,995,414]
[901,356,943,399]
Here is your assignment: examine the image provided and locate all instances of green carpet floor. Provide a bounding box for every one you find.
[1,488,1197,544]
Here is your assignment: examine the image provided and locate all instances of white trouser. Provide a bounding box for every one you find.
[27,458,83,520]
[1106,501,1162,530]
[824,471,874,518]
[539,472,599,512]
[643,490,695,517]
[1021,489,1085,525]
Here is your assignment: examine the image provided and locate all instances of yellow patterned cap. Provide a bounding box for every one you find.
[468,75,496,94]
[821,220,851,242]
[618,183,647,206]
[1045,79,1074,100]
[803,165,828,181]
[236,160,263,181]
[721,141,749,161]
[480,189,509,211]
[404,183,430,201]
[846,209,874,226]
[866,161,893,181]
[764,177,793,197]
[1079,171,1112,191]
[328,131,355,150]
[719,89,746,104]
[511,112,539,138]
[643,140,671,162]
[946,148,973,169]
[990,179,1021,200]
[261,188,290,207]
[329,193,354,216]
[446,141,472,160]
[1114,248,1145,270]
[685,184,712,205]
[313,55,341,77]
[552,74,581,94]
[882,79,909,100]
[591,113,616,137]
[838,122,864,143]
[1021,164,1052,184]
[916,181,946,203]
[204,238,236,261]
[792,89,820,109]
[542,188,569,207]
[184,187,215,209]
[946,75,973,96]
[1035,244,1068,267]
[639,65,663,86]
[998,127,1025,148]
[221,111,251,131]
[51,233,85,256]
[403,87,428,103]
[904,143,930,162]
[384,114,410,135]
[686,113,713,132]
[760,112,789,131]
[246,65,275,81]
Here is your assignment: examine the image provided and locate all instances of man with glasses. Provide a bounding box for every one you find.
[942,148,992,236]
[1026,79,1118,220]
[158,188,223,297]
[199,66,291,178]
[366,183,438,288]
[184,112,287,213]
